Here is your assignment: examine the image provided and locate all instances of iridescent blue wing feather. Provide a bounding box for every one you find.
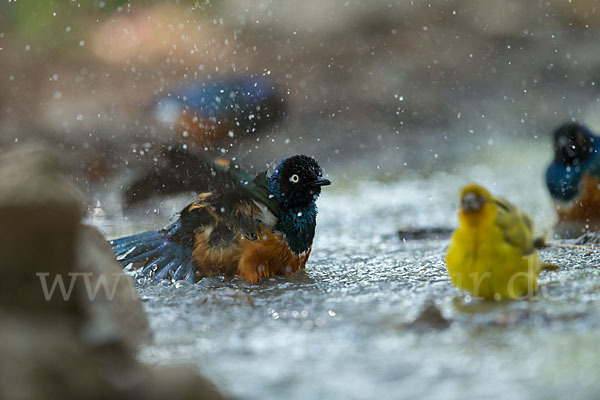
[110,201,211,282]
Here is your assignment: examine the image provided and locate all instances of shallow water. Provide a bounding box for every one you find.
[94,139,600,400]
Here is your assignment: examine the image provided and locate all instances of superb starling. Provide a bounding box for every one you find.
[111,155,330,283]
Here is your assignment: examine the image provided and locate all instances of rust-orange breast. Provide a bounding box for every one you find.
[555,174,600,233]
[238,229,311,284]
[190,196,310,283]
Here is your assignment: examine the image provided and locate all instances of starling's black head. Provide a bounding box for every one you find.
[269,155,330,208]
[553,123,595,166]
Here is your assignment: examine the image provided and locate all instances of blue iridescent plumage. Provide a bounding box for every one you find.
[545,123,600,201]
[546,160,587,201]
[269,158,322,254]
[111,220,196,282]
[154,76,285,145]
[170,77,279,116]
[277,205,318,255]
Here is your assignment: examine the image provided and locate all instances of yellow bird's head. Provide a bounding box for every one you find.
[458,184,496,227]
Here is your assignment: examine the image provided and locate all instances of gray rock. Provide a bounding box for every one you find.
[76,224,149,350]
[0,144,228,400]
[139,365,228,400]
[0,315,229,400]
[0,144,83,315]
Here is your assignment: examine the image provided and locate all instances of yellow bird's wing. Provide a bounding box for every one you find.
[492,196,535,255]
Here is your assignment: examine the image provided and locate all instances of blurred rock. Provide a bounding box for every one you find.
[140,365,227,400]
[405,303,450,331]
[0,144,228,400]
[76,224,148,350]
[0,144,83,315]
[0,316,112,400]
[397,226,454,241]
[0,314,228,400]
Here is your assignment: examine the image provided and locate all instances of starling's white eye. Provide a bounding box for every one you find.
[290,174,300,183]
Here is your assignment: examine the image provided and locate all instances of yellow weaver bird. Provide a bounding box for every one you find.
[446,184,551,300]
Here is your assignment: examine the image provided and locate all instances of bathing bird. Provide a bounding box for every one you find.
[545,122,600,236]
[111,155,330,283]
[124,77,284,206]
[446,184,551,300]
[154,76,285,147]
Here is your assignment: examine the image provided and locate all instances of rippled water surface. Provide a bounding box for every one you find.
[95,141,600,400]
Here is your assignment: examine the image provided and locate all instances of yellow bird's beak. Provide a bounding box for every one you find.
[461,192,486,213]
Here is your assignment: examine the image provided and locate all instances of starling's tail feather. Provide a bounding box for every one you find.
[110,231,195,282]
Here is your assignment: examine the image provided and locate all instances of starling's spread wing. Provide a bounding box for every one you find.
[124,146,280,216]
[493,196,535,255]
[112,191,274,281]
[125,147,244,206]
[111,194,214,282]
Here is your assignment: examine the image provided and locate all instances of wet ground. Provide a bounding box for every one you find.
[94,139,600,400]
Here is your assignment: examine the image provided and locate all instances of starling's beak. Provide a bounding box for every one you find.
[461,192,485,213]
[312,176,331,187]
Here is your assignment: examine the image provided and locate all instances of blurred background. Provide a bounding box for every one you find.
[4,3,600,400]
[3,0,600,195]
